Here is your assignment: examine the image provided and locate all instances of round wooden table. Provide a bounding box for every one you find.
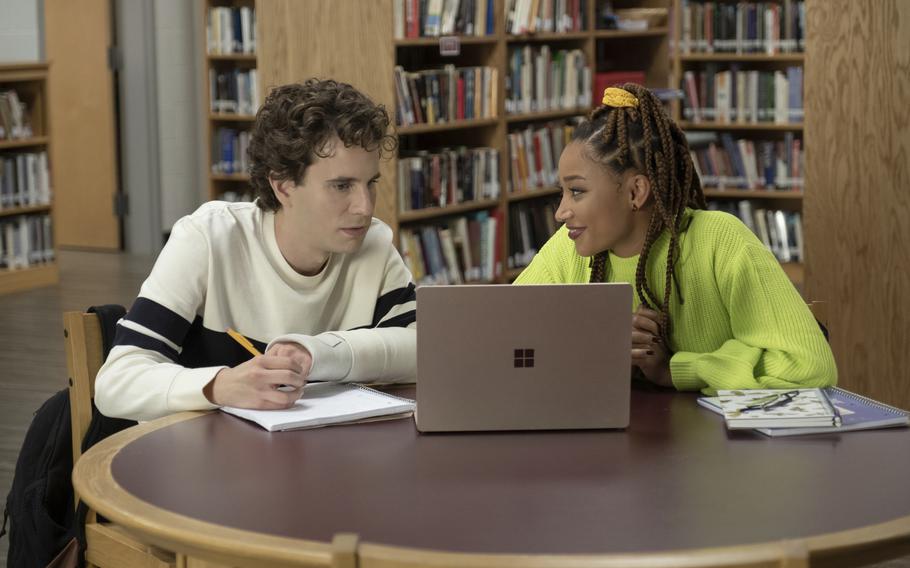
[73,388,910,567]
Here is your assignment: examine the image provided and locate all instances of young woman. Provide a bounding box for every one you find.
[515,84,835,393]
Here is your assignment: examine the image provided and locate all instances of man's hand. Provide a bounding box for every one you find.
[204,342,312,408]
[631,306,674,388]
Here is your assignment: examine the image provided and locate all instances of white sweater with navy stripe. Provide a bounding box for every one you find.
[95,201,417,421]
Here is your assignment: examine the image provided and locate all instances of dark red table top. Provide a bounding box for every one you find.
[111,387,910,554]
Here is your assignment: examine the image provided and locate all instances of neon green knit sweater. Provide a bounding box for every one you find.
[514,209,837,393]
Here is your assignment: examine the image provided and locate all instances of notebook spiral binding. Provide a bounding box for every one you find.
[829,387,909,415]
[353,383,415,404]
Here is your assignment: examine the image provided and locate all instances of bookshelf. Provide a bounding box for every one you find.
[202,1,258,201]
[0,63,58,295]
[671,0,807,287]
[203,0,671,284]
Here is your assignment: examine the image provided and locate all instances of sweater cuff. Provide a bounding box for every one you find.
[167,366,224,412]
[669,351,708,391]
[267,332,353,381]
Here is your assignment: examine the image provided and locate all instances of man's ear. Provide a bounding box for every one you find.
[629,174,652,211]
[269,176,294,208]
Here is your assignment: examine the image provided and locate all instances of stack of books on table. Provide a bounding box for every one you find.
[698,387,909,437]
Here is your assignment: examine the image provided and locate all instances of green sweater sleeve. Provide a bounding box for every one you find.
[670,243,837,393]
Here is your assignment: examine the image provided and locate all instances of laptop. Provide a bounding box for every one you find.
[415,283,632,432]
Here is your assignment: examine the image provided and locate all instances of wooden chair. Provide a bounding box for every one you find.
[808,301,829,331]
[63,311,176,568]
[354,537,810,568]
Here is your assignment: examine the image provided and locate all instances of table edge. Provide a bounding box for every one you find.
[72,410,335,567]
[72,411,910,566]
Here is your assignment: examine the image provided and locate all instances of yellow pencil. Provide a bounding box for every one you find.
[226,327,262,356]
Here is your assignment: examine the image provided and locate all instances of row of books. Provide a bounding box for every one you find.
[688,131,803,190]
[0,213,54,270]
[679,0,805,54]
[709,201,803,263]
[505,0,588,35]
[506,46,591,114]
[394,65,498,127]
[393,0,494,38]
[682,67,803,124]
[397,146,500,212]
[210,128,251,175]
[399,211,502,284]
[1,152,52,210]
[209,68,259,116]
[206,6,256,55]
[508,118,580,193]
[0,90,32,140]
[508,200,558,269]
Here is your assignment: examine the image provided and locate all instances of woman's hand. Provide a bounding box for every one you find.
[632,306,674,388]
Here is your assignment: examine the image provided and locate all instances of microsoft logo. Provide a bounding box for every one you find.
[514,348,535,368]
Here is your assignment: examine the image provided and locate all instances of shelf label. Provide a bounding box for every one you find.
[439,36,461,57]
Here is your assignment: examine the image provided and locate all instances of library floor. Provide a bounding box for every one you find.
[1,250,909,567]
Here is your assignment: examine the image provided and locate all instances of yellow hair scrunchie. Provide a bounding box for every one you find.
[602,87,639,108]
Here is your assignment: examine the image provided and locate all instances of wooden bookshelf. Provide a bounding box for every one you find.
[0,136,49,150]
[592,27,670,39]
[703,189,803,200]
[679,121,804,131]
[209,113,256,122]
[396,117,499,135]
[395,36,499,47]
[0,263,59,296]
[671,0,807,286]
[202,0,258,201]
[508,187,561,202]
[399,199,500,223]
[207,54,257,63]
[505,107,592,123]
[679,53,804,63]
[0,63,58,295]
[0,204,54,217]
[209,0,671,283]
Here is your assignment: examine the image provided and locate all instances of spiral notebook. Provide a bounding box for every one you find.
[698,387,909,437]
[221,383,415,432]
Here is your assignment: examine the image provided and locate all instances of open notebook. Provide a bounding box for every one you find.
[221,383,415,432]
[699,387,909,437]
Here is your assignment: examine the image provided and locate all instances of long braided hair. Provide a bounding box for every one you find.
[578,84,706,343]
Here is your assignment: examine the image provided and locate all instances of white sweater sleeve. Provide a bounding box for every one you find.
[94,217,222,421]
[267,243,417,384]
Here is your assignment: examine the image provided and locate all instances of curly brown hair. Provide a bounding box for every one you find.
[574,83,706,343]
[247,78,398,211]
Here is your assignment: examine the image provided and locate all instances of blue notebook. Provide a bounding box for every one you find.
[698,387,909,437]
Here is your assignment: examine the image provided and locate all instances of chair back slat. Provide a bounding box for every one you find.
[63,311,104,465]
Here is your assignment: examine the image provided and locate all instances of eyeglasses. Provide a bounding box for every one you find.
[739,390,800,412]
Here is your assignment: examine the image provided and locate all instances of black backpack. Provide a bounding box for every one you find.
[2,305,136,568]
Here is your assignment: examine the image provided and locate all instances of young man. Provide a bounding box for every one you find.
[95,79,416,421]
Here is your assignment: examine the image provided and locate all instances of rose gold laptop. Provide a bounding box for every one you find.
[415,283,632,432]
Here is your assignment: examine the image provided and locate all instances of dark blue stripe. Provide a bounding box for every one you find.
[113,324,180,362]
[371,284,416,327]
[125,297,192,347]
[376,309,416,329]
[178,317,268,369]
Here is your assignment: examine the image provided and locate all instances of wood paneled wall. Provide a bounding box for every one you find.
[804,0,910,409]
[256,0,397,225]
